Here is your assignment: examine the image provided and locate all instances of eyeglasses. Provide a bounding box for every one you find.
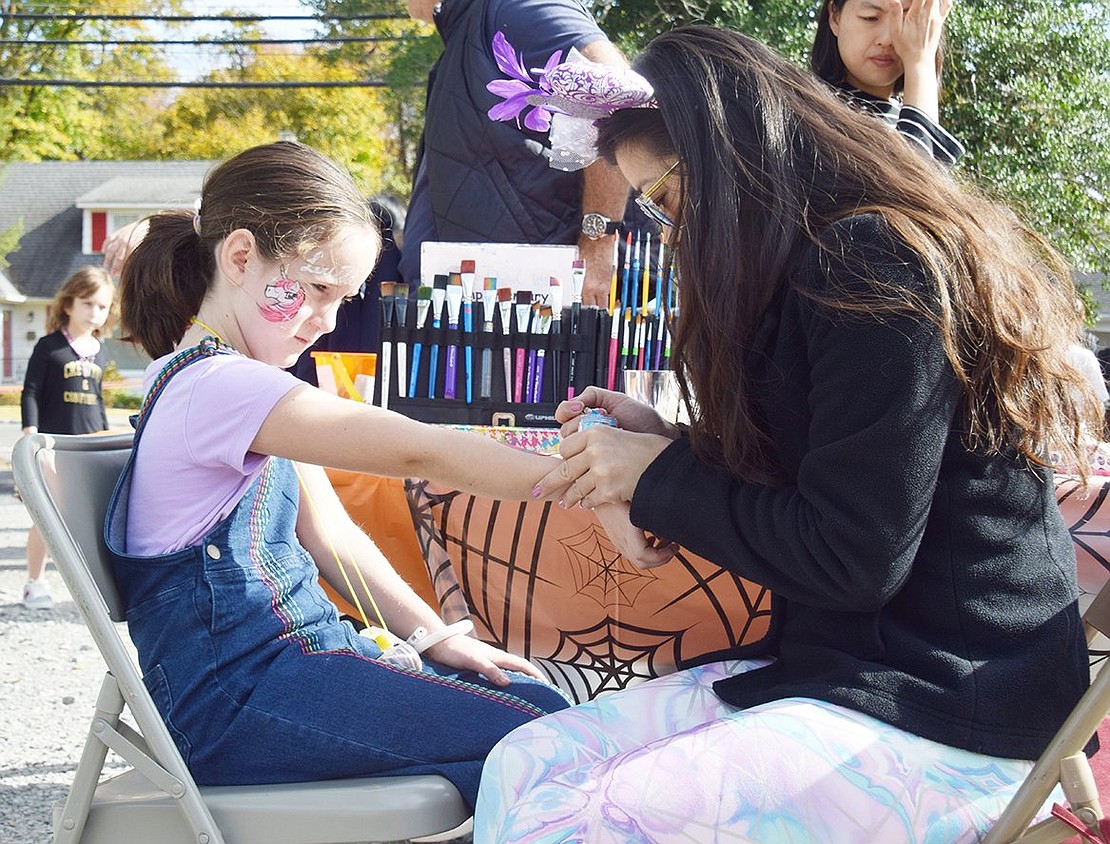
[634,159,681,228]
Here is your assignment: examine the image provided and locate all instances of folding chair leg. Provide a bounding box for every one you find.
[1060,753,1106,837]
[54,674,124,844]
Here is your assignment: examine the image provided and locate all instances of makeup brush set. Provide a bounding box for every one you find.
[373,235,677,427]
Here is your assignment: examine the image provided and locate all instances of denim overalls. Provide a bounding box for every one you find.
[104,341,570,807]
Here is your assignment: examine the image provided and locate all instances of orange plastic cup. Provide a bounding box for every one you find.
[312,351,377,402]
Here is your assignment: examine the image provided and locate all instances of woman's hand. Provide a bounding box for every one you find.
[890,0,951,122]
[556,385,682,439]
[423,633,549,686]
[102,219,149,279]
[538,425,672,509]
[892,0,950,65]
[594,502,677,569]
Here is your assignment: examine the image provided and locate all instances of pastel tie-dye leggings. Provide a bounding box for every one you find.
[475,659,1052,843]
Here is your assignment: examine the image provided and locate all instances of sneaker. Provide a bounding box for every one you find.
[22,579,53,610]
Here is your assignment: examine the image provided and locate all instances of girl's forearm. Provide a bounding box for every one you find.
[259,386,566,501]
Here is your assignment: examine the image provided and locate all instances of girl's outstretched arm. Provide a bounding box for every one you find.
[253,382,570,502]
[294,461,548,684]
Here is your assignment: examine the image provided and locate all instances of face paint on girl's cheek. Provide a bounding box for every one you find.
[260,268,306,323]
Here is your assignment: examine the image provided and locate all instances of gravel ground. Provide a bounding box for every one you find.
[0,415,470,844]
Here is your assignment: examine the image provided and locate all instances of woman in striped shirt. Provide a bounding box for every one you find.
[811,0,963,165]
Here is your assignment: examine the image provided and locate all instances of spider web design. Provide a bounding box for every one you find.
[403,480,472,622]
[558,521,658,609]
[1057,476,1110,600]
[403,480,777,700]
[533,617,686,703]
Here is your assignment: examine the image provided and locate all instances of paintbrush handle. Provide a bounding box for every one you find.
[444,341,458,400]
[397,342,408,399]
[409,343,422,399]
[462,304,474,404]
[607,336,619,392]
[464,345,473,404]
[481,347,493,399]
[525,349,537,403]
[514,347,527,403]
[428,344,439,399]
[503,347,513,402]
[380,343,391,410]
[533,350,546,403]
[566,350,577,400]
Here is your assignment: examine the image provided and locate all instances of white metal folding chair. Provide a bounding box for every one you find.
[12,432,471,844]
[983,579,1110,843]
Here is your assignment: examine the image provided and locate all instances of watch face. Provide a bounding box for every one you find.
[582,213,608,239]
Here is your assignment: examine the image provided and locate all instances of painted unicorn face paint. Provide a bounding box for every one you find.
[260,267,306,323]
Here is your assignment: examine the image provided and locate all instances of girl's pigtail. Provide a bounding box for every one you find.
[120,211,213,358]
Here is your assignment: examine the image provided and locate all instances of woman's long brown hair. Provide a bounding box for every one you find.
[597,26,1099,484]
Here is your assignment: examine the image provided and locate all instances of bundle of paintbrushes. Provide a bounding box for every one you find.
[374,242,677,426]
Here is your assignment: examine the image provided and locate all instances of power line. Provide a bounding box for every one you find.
[2,12,405,22]
[0,36,398,46]
[0,78,395,88]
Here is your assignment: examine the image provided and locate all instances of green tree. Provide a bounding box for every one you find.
[0,0,175,160]
[594,0,1110,276]
[142,32,399,195]
[309,0,436,195]
[942,0,1110,276]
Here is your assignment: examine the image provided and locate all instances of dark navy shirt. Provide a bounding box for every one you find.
[399,0,605,285]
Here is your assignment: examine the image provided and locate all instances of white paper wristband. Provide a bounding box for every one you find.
[406,619,475,655]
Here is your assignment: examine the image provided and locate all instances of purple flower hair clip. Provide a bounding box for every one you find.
[486,32,656,170]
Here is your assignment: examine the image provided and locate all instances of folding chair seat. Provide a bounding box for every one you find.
[982,575,1110,843]
[12,432,471,844]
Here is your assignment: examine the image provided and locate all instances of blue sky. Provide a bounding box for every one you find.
[167,1,320,80]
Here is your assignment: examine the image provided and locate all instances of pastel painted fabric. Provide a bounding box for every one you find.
[475,659,1052,843]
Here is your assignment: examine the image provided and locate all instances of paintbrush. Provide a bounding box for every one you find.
[513,290,532,403]
[379,281,396,410]
[630,231,641,321]
[636,308,648,370]
[531,305,553,402]
[460,259,477,404]
[653,240,666,369]
[408,285,433,399]
[620,306,633,385]
[608,232,619,317]
[444,273,463,400]
[525,301,541,405]
[567,260,585,399]
[497,284,514,402]
[548,275,563,398]
[480,277,498,400]
[393,285,409,398]
[620,230,632,315]
[427,274,448,399]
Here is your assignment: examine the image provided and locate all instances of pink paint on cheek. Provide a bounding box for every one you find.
[260,278,306,323]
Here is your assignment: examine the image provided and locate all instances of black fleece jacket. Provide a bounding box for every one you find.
[630,214,1089,761]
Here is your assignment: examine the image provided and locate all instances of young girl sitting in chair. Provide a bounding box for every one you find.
[107,141,572,809]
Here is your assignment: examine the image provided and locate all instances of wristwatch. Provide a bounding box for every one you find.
[581,212,619,240]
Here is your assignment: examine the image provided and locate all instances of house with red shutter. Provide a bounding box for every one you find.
[0,160,212,383]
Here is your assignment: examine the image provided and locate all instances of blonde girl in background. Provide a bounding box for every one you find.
[20,266,116,609]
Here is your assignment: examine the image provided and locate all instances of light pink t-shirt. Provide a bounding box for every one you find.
[125,353,303,556]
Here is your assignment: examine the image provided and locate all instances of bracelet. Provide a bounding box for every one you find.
[406,619,475,655]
